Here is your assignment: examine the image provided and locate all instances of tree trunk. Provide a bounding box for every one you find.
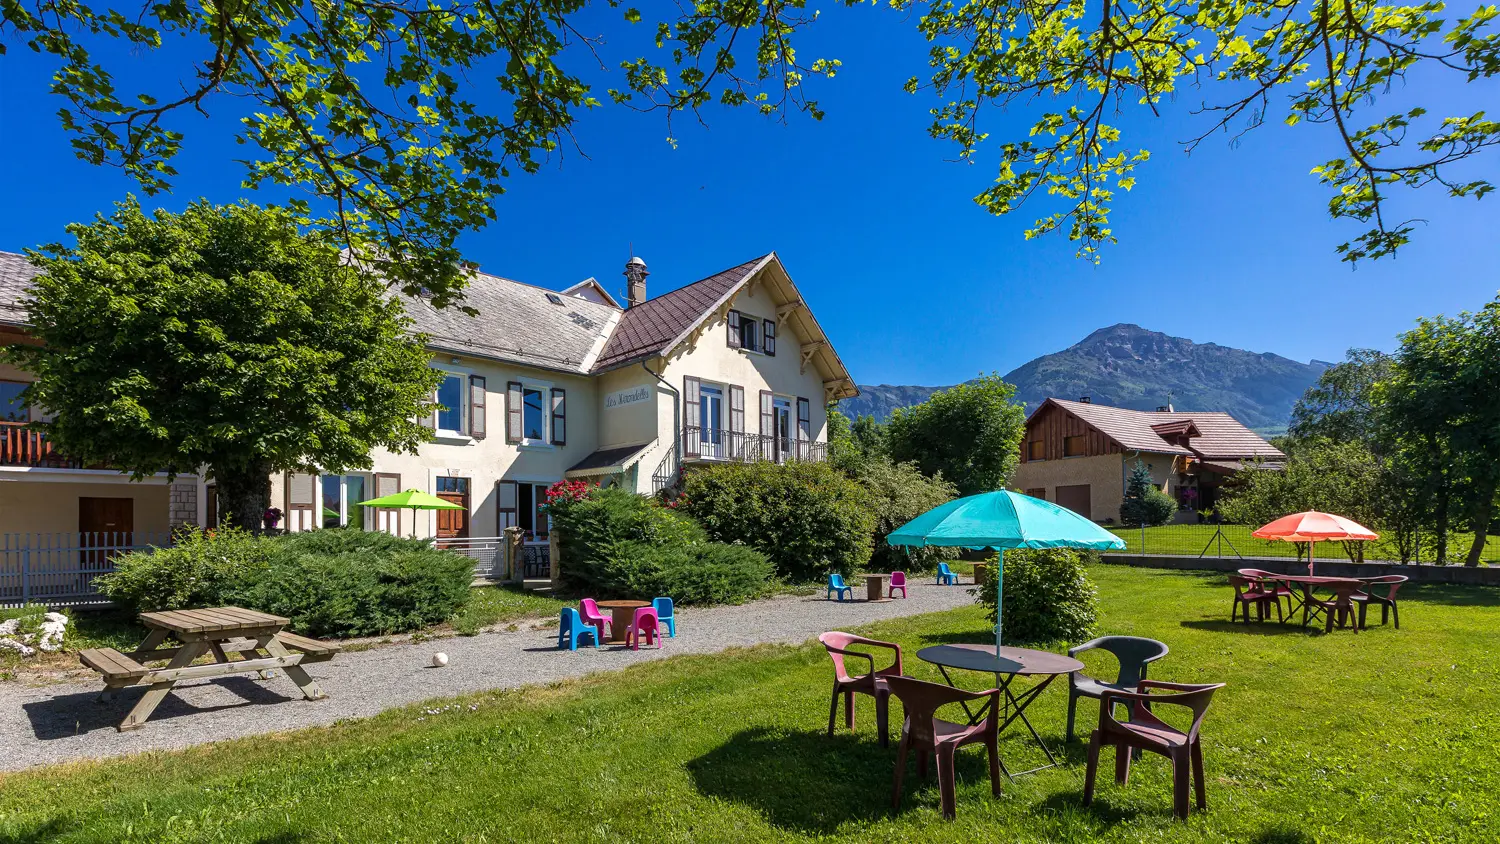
[215,460,274,530]
[1465,491,1494,567]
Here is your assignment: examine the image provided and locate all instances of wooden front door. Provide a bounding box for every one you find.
[434,477,471,541]
[79,497,134,567]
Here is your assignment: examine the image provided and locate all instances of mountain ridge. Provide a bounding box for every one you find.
[839,323,1328,433]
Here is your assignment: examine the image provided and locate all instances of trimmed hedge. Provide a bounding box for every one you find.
[549,486,769,604]
[681,461,875,580]
[98,527,473,638]
[972,548,1099,644]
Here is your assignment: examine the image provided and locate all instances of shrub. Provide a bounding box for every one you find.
[857,458,959,573]
[224,529,473,638]
[549,486,707,594]
[583,540,771,604]
[99,527,473,638]
[1119,462,1177,527]
[681,461,875,580]
[97,526,270,612]
[971,548,1098,644]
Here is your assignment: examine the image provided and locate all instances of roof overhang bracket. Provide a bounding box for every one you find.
[777,300,805,321]
[800,341,824,374]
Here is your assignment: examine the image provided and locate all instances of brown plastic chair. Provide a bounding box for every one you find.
[1353,575,1408,629]
[1083,680,1226,820]
[884,675,1002,820]
[1301,579,1364,633]
[818,632,903,748]
[1228,575,1280,623]
[1239,568,1295,617]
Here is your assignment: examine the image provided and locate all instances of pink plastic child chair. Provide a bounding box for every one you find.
[888,571,908,599]
[580,598,611,639]
[627,607,661,650]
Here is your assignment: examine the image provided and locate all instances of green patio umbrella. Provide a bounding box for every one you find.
[355,488,466,538]
[887,490,1125,650]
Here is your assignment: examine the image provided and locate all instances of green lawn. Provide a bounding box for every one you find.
[449,584,574,635]
[1108,523,1500,565]
[3,565,1498,843]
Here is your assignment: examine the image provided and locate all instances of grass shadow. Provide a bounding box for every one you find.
[1179,620,1318,637]
[1247,824,1316,844]
[1036,789,1145,826]
[21,676,293,739]
[0,817,76,844]
[686,727,894,833]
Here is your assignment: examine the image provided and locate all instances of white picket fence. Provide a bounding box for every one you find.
[0,532,173,607]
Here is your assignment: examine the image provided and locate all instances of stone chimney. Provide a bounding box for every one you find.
[624,257,649,308]
[1078,396,1091,404]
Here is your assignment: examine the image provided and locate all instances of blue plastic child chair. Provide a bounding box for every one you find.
[827,573,853,601]
[653,596,677,637]
[557,607,602,651]
[936,562,959,586]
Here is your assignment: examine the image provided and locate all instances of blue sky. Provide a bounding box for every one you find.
[1,6,1496,387]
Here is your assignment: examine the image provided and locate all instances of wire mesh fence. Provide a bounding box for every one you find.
[1104,523,1499,566]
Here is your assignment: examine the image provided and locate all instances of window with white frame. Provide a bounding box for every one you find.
[320,474,370,528]
[522,387,546,441]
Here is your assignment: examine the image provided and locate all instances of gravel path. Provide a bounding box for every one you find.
[2,582,976,772]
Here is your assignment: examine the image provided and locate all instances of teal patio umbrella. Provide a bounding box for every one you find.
[887,490,1125,651]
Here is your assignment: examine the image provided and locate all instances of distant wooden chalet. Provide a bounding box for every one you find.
[1010,397,1284,522]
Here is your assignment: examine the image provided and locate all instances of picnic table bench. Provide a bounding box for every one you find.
[79,607,339,731]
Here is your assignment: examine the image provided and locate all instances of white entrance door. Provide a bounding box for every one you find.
[700,385,725,459]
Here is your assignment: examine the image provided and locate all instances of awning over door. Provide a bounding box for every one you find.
[565,442,653,478]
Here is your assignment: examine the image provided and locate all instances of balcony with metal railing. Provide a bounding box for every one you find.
[682,425,827,465]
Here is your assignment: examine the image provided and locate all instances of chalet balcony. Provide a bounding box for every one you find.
[681,425,828,465]
[0,422,86,469]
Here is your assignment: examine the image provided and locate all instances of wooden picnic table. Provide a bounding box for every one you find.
[79,606,339,731]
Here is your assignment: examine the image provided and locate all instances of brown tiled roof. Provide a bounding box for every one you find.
[1043,398,1285,460]
[591,255,770,372]
[1150,419,1200,438]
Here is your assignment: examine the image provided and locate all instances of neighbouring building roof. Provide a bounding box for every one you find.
[592,255,769,371]
[0,251,35,326]
[1038,398,1285,461]
[566,442,654,477]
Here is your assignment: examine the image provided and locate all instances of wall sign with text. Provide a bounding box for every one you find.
[604,385,651,411]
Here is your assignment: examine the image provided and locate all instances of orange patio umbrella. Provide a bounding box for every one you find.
[1251,511,1378,575]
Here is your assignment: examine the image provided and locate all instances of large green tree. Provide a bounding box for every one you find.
[7,198,442,528]
[3,0,1494,294]
[886,374,1026,496]
[1289,349,1393,444]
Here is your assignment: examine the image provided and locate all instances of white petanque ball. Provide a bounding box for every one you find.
[431,652,449,668]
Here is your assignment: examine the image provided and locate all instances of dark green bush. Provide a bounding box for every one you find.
[681,460,875,580]
[100,527,473,638]
[857,458,959,573]
[972,548,1098,644]
[581,539,770,604]
[225,529,473,637]
[97,526,270,611]
[1120,462,1177,527]
[550,485,706,568]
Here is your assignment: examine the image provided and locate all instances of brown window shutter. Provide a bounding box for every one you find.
[797,397,811,460]
[496,480,518,532]
[286,472,317,532]
[469,375,487,439]
[683,376,701,458]
[726,310,741,349]
[374,472,401,534]
[729,385,745,459]
[551,388,567,446]
[506,381,523,443]
[763,319,776,356]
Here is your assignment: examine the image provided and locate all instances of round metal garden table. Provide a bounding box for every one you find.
[917,643,1084,777]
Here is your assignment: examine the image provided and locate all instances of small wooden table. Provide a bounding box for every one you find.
[862,574,890,602]
[918,644,1084,778]
[595,600,650,645]
[79,607,339,731]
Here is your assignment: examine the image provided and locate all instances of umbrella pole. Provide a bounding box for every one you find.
[1308,540,1315,577]
[994,549,1004,652]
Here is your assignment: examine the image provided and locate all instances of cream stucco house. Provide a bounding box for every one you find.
[0,251,857,580]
